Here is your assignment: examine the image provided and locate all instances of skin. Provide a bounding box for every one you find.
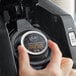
[18,40,76,76]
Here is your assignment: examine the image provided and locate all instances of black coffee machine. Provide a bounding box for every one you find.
[0,0,76,76]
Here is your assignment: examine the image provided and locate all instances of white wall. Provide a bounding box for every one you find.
[48,0,75,19]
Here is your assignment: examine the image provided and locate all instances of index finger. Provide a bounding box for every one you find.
[46,40,62,69]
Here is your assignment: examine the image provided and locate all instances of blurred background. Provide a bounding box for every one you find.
[75,0,76,20]
[49,0,76,25]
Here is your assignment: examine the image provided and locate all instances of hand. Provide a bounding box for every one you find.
[18,40,76,76]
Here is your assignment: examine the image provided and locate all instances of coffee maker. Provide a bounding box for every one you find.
[0,0,76,76]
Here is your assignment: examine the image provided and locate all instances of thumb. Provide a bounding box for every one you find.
[17,45,30,70]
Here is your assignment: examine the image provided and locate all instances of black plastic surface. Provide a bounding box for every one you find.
[0,19,17,76]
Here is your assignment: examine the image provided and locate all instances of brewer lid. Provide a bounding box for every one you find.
[21,31,48,55]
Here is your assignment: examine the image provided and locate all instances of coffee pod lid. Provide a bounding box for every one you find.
[21,31,48,55]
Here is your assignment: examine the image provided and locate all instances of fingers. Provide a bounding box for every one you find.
[46,40,62,69]
[18,45,30,70]
[61,57,73,75]
[70,69,76,76]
